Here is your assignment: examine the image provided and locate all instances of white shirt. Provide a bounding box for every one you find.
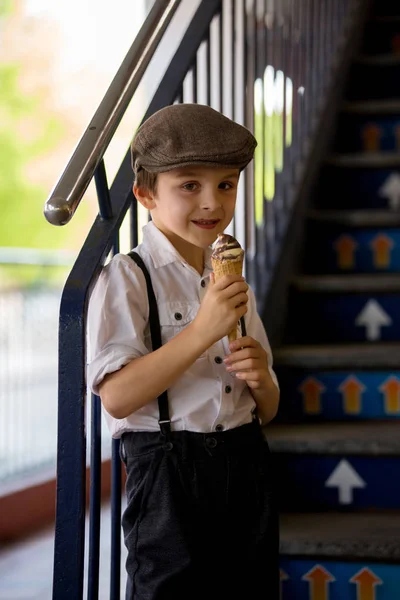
[87,221,279,438]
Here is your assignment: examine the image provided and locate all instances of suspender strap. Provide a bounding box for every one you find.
[127,251,171,436]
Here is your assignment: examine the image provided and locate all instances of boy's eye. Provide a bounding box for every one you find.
[219,182,234,190]
[182,182,198,191]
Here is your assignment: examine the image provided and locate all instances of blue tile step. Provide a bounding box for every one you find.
[334,113,400,153]
[305,210,400,274]
[372,0,400,18]
[287,275,400,343]
[280,513,400,599]
[316,157,400,210]
[268,421,400,510]
[363,17,400,55]
[347,55,400,100]
[276,367,400,421]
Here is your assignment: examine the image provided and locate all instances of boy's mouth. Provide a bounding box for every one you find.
[191,219,220,230]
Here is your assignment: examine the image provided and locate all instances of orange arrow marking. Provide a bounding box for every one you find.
[361,123,382,152]
[379,376,400,414]
[392,33,400,55]
[369,233,394,269]
[334,235,358,270]
[350,567,382,600]
[298,377,326,414]
[302,565,335,600]
[339,376,366,414]
[280,569,289,599]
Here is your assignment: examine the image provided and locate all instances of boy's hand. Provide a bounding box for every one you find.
[193,274,248,346]
[223,336,270,390]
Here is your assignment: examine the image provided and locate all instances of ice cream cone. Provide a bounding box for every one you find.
[211,234,245,342]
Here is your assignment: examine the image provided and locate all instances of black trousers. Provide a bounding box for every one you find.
[120,420,279,600]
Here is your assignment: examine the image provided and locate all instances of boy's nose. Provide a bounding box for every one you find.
[201,194,222,210]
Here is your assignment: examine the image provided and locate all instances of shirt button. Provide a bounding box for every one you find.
[174,312,182,321]
[215,424,224,432]
[214,356,223,364]
[201,280,206,288]
[225,385,232,394]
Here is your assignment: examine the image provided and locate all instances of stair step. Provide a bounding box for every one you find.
[317,164,400,210]
[308,210,400,227]
[326,152,400,168]
[281,511,400,559]
[267,421,400,454]
[305,216,400,274]
[292,274,400,293]
[276,368,400,422]
[268,423,400,510]
[342,99,400,114]
[356,53,400,66]
[273,343,400,369]
[373,15,400,23]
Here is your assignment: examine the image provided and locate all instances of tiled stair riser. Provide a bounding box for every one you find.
[289,292,400,343]
[364,22,400,56]
[280,560,400,600]
[305,227,400,274]
[274,454,400,510]
[317,167,400,209]
[348,63,400,101]
[335,115,400,153]
[373,0,400,17]
[276,370,400,420]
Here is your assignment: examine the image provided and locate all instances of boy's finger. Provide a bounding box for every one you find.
[213,274,245,290]
[225,349,260,364]
[229,336,258,352]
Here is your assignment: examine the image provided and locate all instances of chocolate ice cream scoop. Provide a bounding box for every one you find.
[211,233,244,261]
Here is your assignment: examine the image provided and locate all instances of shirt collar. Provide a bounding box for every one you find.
[142,221,213,276]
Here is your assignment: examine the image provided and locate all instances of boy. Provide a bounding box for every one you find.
[87,104,280,599]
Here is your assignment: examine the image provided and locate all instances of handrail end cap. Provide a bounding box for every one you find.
[44,197,73,226]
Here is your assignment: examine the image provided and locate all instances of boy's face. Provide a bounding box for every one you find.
[135,166,239,250]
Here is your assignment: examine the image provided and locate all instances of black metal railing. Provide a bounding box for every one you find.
[46,0,365,597]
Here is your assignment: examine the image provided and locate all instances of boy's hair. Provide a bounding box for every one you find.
[135,168,158,195]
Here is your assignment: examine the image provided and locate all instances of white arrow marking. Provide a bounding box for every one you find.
[378,173,400,210]
[355,299,392,341]
[325,459,366,504]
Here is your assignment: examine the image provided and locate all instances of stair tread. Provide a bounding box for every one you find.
[281,511,400,559]
[267,421,400,454]
[309,209,400,227]
[292,273,400,292]
[342,98,400,114]
[326,152,400,168]
[273,342,400,368]
[356,53,400,66]
[373,15,400,23]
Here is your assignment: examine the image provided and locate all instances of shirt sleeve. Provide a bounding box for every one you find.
[87,254,150,396]
[245,286,280,390]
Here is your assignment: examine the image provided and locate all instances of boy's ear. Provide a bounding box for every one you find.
[133,184,156,210]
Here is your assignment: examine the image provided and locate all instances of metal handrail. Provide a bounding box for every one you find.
[43,0,181,227]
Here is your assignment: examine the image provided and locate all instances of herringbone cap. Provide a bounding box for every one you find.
[131,103,257,174]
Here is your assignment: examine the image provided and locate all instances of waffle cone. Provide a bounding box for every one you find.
[211,255,244,342]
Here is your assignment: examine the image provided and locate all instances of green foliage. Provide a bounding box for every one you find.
[0,63,68,249]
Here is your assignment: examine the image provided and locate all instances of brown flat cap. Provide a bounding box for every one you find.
[131,103,257,174]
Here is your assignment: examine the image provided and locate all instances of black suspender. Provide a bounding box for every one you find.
[127,251,171,436]
[127,251,247,436]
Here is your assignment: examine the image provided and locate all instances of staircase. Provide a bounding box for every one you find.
[273,0,400,597]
